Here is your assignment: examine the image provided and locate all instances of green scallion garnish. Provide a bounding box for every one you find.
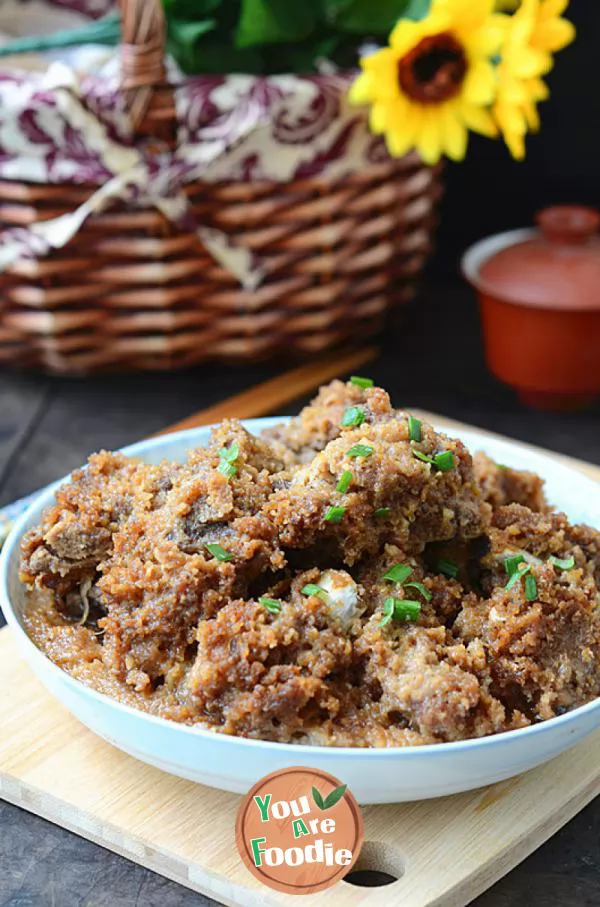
[383,563,413,584]
[433,451,455,472]
[350,376,374,389]
[347,444,374,458]
[505,554,526,578]
[259,596,282,614]
[205,543,234,562]
[404,581,432,602]
[324,505,346,523]
[218,441,240,479]
[505,563,531,591]
[341,406,366,428]
[408,415,422,443]
[301,583,329,601]
[373,507,390,518]
[524,574,538,602]
[380,597,421,627]
[437,558,459,579]
[412,448,434,466]
[336,470,353,494]
[218,460,237,479]
[549,555,575,571]
[411,447,455,471]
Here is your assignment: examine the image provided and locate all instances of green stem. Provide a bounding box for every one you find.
[0,14,122,57]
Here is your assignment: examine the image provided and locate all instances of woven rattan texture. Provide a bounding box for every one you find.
[0,156,441,372]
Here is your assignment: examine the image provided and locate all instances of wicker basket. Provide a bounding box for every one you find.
[0,0,442,373]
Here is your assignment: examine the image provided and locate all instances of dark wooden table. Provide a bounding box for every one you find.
[0,278,598,907]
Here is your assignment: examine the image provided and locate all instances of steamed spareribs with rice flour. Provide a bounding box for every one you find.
[19,379,600,746]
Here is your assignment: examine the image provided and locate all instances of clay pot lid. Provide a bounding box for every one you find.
[471,206,600,311]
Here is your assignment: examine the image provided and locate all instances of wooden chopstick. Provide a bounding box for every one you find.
[154,347,378,437]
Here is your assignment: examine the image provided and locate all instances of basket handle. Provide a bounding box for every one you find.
[119,0,176,141]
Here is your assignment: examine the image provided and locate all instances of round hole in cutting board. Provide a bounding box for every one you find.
[343,840,405,888]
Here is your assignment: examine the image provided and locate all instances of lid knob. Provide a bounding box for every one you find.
[537,205,600,244]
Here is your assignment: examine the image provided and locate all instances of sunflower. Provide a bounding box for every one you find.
[349,0,504,165]
[493,0,574,159]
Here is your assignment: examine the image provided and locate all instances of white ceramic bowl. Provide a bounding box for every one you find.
[2,419,600,804]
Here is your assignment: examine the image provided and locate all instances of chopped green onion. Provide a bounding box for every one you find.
[301,583,329,601]
[383,563,413,584]
[341,406,366,428]
[350,375,374,389]
[347,444,374,458]
[505,554,526,578]
[205,543,233,562]
[380,597,395,627]
[437,558,459,579]
[411,446,455,471]
[408,415,422,443]
[219,442,239,463]
[374,507,391,518]
[524,574,538,602]
[433,451,455,472]
[324,505,346,523]
[412,447,435,466]
[336,470,353,494]
[380,597,421,627]
[218,460,237,479]
[259,596,282,614]
[506,563,531,591]
[404,581,432,602]
[495,462,508,470]
[549,555,575,571]
[218,441,240,479]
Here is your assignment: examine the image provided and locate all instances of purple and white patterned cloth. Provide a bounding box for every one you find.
[0,3,388,287]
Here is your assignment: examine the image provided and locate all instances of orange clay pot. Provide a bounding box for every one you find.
[462,206,600,411]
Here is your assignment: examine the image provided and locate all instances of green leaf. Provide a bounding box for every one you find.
[323,784,348,809]
[402,0,432,21]
[236,0,318,49]
[163,0,222,15]
[383,563,412,584]
[312,786,326,810]
[167,17,217,73]
[403,581,432,602]
[325,0,411,33]
[176,41,265,75]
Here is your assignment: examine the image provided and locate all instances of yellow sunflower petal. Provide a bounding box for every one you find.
[494,104,527,160]
[462,60,498,105]
[505,129,526,160]
[523,98,541,133]
[385,104,423,159]
[415,109,444,166]
[461,103,499,138]
[533,17,575,53]
[464,17,506,56]
[510,44,552,78]
[440,104,469,161]
[348,72,374,106]
[360,49,402,100]
[540,0,570,20]
[369,102,389,135]
[388,19,425,57]
[534,77,550,100]
[434,0,495,31]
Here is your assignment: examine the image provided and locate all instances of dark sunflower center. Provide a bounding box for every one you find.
[398,33,467,104]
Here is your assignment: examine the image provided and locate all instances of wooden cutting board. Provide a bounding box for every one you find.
[1,412,599,907]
